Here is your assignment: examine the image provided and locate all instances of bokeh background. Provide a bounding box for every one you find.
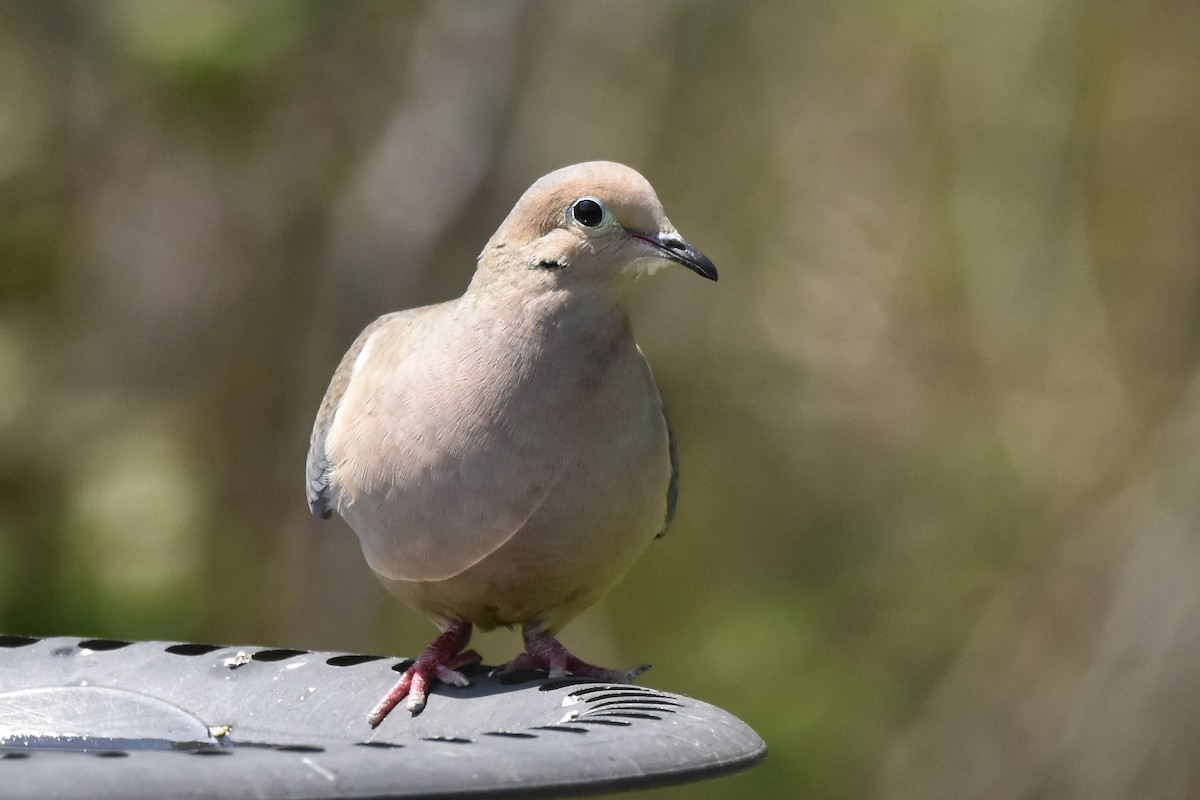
[3,1,1200,797]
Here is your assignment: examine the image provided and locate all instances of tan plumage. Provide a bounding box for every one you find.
[306,161,716,724]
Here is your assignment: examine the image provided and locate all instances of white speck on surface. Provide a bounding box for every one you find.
[224,651,251,668]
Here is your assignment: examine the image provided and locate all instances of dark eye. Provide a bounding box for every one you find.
[570,198,605,228]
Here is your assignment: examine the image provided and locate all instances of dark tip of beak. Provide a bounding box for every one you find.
[649,232,719,281]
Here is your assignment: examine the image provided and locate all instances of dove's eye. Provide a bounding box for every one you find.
[569,197,607,228]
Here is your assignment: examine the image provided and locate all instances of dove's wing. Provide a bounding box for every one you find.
[305,310,413,520]
[314,304,562,583]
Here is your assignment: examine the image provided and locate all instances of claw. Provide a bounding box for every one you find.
[621,663,652,681]
[367,621,474,727]
[435,664,471,687]
[497,625,650,684]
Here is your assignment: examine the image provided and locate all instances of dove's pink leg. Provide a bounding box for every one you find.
[367,621,480,726]
[500,624,650,682]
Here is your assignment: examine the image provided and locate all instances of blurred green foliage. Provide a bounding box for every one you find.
[2,1,1200,798]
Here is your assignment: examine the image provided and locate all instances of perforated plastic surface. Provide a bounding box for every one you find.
[0,635,765,798]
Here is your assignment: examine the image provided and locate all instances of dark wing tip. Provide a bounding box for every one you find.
[306,478,333,520]
[305,438,335,521]
[657,401,680,539]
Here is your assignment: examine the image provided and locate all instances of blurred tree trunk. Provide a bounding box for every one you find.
[881,369,1200,800]
[881,4,1200,797]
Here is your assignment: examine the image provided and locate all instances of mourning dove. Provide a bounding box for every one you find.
[306,161,717,726]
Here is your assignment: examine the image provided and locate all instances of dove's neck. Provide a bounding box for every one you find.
[457,280,637,382]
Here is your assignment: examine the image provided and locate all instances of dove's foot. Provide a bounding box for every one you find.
[367,621,479,726]
[497,626,650,682]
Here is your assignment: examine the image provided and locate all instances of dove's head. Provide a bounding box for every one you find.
[474,161,717,296]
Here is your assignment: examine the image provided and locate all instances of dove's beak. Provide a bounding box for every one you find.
[632,231,719,281]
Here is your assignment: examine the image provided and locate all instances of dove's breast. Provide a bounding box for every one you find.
[333,291,673,632]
